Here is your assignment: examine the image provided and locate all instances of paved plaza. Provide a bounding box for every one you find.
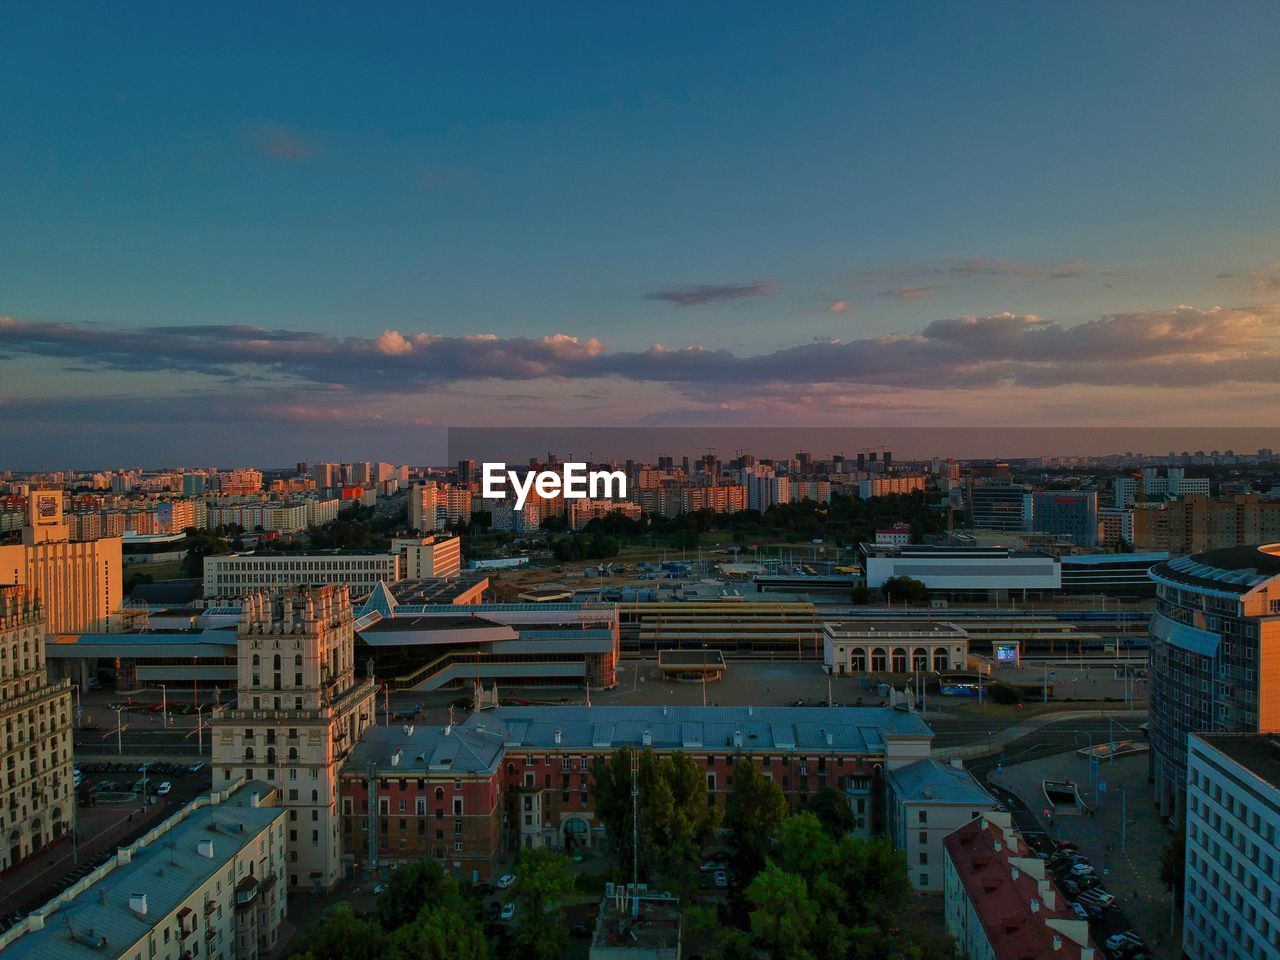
[989,750,1179,959]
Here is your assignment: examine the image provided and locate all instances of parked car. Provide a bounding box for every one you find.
[714,870,728,889]
[700,860,726,872]
[500,903,516,921]
[1070,863,1095,878]
[1070,903,1089,921]
[497,873,516,889]
[1078,889,1117,910]
[188,761,206,773]
[373,884,386,895]
[485,902,501,921]
[1054,840,1079,851]
[1105,931,1144,953]
[156,781,172,795]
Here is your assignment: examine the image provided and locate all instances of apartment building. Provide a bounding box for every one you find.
[859,475,926,499]
[408,481,473,532]
[1134,495,1280,554]
[391,535,462,579]
[1183,734,1280,960]
[210,587,378,891]
[885,757,994,891]
[0,587,75,871]
[0,781,288,960]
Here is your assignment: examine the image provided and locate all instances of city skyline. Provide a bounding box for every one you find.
[4,3,1280,466]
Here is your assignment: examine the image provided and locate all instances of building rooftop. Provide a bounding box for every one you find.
[386,576,488,605]
[944,816,1097,960]
[825,620,967,636]
[888,757,993,806]
[347,722,508,776]
[1195,734,1280,793]
[470,705,931,754]
[1152,544,1280,594]
[593,893,681,958]
[0,782,284,960]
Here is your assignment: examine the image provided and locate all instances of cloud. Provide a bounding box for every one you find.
[827,300,850,313]
[881,286,937,302]
[937,257,1087,280]
[1219,263,1280,294]
[257,126,320,163]
[4,303,1279,400]
[644,281,778,306]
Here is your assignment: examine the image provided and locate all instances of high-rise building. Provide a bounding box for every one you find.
[1183,734,1280,960]
[210,587,377,891]
[1134,495,1280,555]
[0,492,121,636]
[1032,490,1099,547]
[967,479,1033,532]
[1147,546,1280,820]
[391,535,462,579]
[0,586,75,871]
[745,469,789,511]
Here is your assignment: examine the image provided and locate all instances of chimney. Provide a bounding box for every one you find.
[129,893,148,916]
[406,725,414,736]
[391,749,401,767]
[950,757,964,769]
[994,839,1002,852]
[554,729,562,745]
[1029,897,1038,913]
[1052,935,1062,951]
[197,839,215,859]
[117,849,132,866]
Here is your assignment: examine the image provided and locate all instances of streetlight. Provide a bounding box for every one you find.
[111,705,125,754]
[159,684,168,728]
[70,683,82,727]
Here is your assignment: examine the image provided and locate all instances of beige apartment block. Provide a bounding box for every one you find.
[0,586,75,870]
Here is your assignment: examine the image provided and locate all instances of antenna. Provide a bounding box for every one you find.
[630,748,640,918]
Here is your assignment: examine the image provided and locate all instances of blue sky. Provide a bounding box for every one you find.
[3,3,1280,466]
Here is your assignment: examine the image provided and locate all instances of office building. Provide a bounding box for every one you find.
[1147,546,1280,820]
[1032,490,1098,547]
[944,812,1099,960]
[967,480,1033,532]
[1058,552,1167,597]
[0,491,122,636]
[0,781,287,960]
[1183,734,1280,960]
[0,587,75,871]
[1177,737,1280,960]
[203,551,401,599]
[822,620,968,676]
[886,758,994,891]
[210,587,378,891]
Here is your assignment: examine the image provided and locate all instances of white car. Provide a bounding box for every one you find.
[1069,863,1094,878]
[1105,931,1143,952]
[373,883,387,895]
[156,781,172,795]
[500,902,516,921]
[497,873,516,889]
[1070,902,1088,921]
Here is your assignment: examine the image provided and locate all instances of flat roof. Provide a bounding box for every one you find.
[1152,545,1280,594]
[1195,734,1280,792]
[1,784,284,960]
[825,620,966,636]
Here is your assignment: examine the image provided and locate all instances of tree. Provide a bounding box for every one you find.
[724,760,789,883]
[746,862,819,960]
[180,528,229,577]
[387,904,488,960]
[850,583,872,605]
[591,747,714,886]
[376,859,468,931]
[288,903,388,960]
[804,788,855,838]
[513,847,576,960]
[880,576,929,605]
[775,812,835,880]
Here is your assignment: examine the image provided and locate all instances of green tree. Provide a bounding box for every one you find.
[288,903,388,960]
[725,760,789,883]
[746,862,820,960]
[180,528,229,577]
[376,859,468,931]
[387,904,488,960]
[513,847,576,960]
[880,575,929,605]
[804,787,855,838]
[775,812,835,880]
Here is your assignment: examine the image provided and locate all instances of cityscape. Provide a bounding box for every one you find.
[4,6,1280,960]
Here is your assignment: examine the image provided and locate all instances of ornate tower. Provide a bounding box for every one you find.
[211,585,376,891]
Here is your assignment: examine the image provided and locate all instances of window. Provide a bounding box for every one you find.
[918,810,927,824]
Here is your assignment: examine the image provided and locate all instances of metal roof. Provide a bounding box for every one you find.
[1,784,284,960]
[888,757,994,805]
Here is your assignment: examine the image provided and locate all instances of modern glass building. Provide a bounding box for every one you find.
[1147,545,1280,820]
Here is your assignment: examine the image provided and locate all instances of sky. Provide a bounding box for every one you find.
[3,2,1280,467]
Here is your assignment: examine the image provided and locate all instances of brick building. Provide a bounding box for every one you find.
[337,705,933,884]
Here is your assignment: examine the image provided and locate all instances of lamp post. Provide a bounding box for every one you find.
[159,683,168,728]
[112,705,125,754]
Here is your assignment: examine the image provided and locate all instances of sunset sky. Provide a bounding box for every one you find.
[3,3,1280,466]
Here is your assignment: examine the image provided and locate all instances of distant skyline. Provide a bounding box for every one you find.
[4,3,1280,466]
